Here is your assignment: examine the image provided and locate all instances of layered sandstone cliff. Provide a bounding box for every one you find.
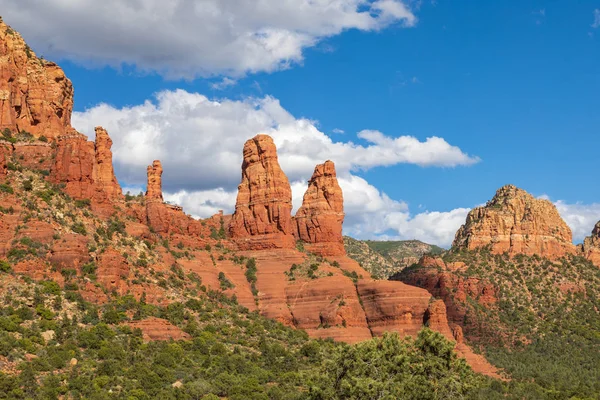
[581,221,600,267]
[453,185,575,259]
[229,135,296,249]
[0,20,73,139]
[294,160,345,256]
[49,127,122,209]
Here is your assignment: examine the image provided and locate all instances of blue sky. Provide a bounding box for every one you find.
[4,1,600,246]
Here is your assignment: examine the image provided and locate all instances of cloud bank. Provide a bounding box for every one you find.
[1,0,416,78]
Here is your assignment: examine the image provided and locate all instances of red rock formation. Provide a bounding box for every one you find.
[145,160,202,234]
[126,318,191,341]
[285,275,371,343]
[358,279,432,338]
[400,257,497,326]
[453,185,575,259]
[96,248,130,292]
[50,132,95,199]
[0,20,73,139]
[50,128,122,207]
[93,127,122,199]
[13,142,53,171]
[581,221,600,267]
[48,233,89,271]
[146,160,163,201]
[16,221,55,245]
[0,142,12,177]
[294,160,345,256]
[230,135,295,249]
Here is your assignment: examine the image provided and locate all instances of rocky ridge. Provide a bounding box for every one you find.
[453,184,576,259]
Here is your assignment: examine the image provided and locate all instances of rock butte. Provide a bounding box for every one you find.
[453,184,576,259]
[0,20,503,375]
[0,20,73,139]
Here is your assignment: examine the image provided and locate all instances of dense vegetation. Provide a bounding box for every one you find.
[0,274,498,399]
[398,248,600,399]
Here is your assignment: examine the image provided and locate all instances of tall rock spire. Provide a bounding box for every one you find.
[294,160,345,256]
[229,134,295,249]
[146,160,163,201]
[93,127,122,199]
[453,184,575,259]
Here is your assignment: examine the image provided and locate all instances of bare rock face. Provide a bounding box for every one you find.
[50,128,122,207]
[294,160,345,256]
[48,233,89,271]
[50,132,95,198]
[230,135,295,249]
[126,318,191,341]
[453,185,575,259]
[13,142,53,171]
[0,20,73,139]
[357,279,434,338]
[581,221,600,267]
[96,248,130,292]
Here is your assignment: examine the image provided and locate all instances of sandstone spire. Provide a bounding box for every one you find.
[294,160,345,256]
[93,127,122,199]
[453,184,575,259]
[0,20,73,139]
[229,134,295,249]
[146,160,163,201]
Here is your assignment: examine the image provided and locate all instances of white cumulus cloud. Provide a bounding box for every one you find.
[1,0,416,78]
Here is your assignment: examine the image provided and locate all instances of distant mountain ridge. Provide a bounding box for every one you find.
[344,237,443,279]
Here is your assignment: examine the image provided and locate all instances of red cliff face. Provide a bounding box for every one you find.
[453,185,575,259]
[581,221,600,267]
[229,135,295,249]
[50,131,95,198]
[0,20,73,139]
[294,160,345,256]
[49,127,122,208]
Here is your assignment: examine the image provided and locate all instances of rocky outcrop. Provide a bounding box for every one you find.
[0,20,73,139]
[294,161,345,256]
[398,258,497,326]
[50,128,122,207]
[357,279,433,338]
[96,247,129,292]
[581,221,600,267]
[126,318,191,341]
[0,142,11,177]
[453,185,575,259]
[50,132,95,198]
[285,275,371,343]
[48,233,89,271]
[146,160,163,201]
[229,135,295,249]
[13,142,53,171]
